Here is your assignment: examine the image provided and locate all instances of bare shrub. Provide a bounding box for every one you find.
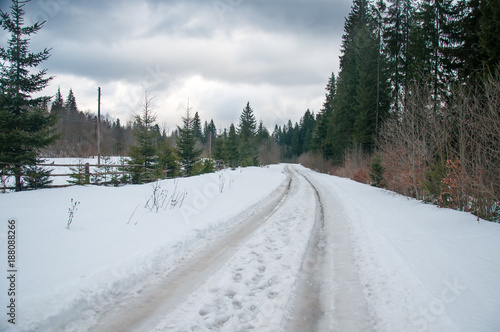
[353,168,370,184]
[332,147,370,183]
[379,83,437,199]
[298,152,334,174]
[379,74,500,221]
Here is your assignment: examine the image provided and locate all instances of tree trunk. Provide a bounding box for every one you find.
[15,166,22,192]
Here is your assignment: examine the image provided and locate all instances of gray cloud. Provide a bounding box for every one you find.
[5,0,352,127]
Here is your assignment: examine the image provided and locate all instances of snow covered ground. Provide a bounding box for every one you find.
[0,165,287,331]
[301,167,500,331]
[1,163,499,331]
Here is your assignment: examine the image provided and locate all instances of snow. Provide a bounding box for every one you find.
[152,167,317,331]
[300,167,500,332]
[0,165,287,331]
[1,163,499,331]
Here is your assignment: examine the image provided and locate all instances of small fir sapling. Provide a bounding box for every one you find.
[24,160,53,190]
[67,198,80,229]
[68,163,88,185]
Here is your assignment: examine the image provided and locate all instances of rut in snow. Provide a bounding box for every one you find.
[287,169,373,331]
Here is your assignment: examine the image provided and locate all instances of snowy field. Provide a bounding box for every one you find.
[0,163,499,331]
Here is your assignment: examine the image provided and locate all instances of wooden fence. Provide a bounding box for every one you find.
[0,161,172,191]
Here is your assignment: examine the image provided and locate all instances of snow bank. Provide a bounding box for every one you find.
[0,165,287,331]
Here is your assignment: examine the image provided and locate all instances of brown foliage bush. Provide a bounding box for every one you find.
[353,168,370,184]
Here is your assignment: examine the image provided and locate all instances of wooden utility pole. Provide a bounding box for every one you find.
[97,87,101,165]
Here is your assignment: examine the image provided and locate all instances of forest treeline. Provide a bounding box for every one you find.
[46,88,135,157]
[43,89,281,176]
[277,0,499,221]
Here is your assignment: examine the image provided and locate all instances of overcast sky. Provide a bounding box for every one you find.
[3,0,352,131]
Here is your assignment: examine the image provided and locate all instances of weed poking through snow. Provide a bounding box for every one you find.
[67,199,80,229]
[144,180,187,213]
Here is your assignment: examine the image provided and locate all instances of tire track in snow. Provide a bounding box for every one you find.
[88,170,292,332]
[287,167,374,331]
[286,170,328,331]
[150,166,319,331]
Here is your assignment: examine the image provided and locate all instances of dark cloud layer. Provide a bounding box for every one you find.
[2,0,352,126]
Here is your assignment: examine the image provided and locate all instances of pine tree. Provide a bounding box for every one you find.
[50,87,65,115]
[24,162,53,189]
[238,102,257,141]
[454,0,499,80]
[353,3,391,151]
[328,0,385,161]
[226,123,240,168]
[203,119,217,147]
[273,125,281,144]
[257,120,270,143]
[299,110,316,153]
[478,0,500,75]
[64,89,78,114]
[157,138,179,178]
[408,0,457,100]
[312,73,335,157]
[129,94,158,183]
[212,129,228,162]
[238,102,258,165]
[384,0,414,112]
[0,0,57,191]
[208,120,216,141]
[193,111,202,141]
[177,110,202,176]
[327,0,368,162]
[291,122,302,156]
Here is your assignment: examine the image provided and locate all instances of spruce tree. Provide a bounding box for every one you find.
[207,120,217,141]
[226,124,240,168]
[50,87,65,115]
[408,0,457,99]
[353,4,391,151]
[328,0,385,161]
[203,119,217,146]
[328,0,369,162]
[478,0,500,75]
[212,129,228,162]
[238,102,258,166]
[291,122,302,156]
[177,110,202,176]
[318,0,392,161]
[312,73,335,157]
[157,138,179,178]
[384,0,414,112]
[257,120,270,143]
[454,0,499,80]
[299,109,316,153]
[65,89,78,114]
[0,0,57,191]
[193,111,202,141]
[129,94,158,183]
[237,102,257,141]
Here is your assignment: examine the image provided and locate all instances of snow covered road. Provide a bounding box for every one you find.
[1,164,499,331]
[91,165,326,331]
[89,169,293,331]
[287,171,373,331]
